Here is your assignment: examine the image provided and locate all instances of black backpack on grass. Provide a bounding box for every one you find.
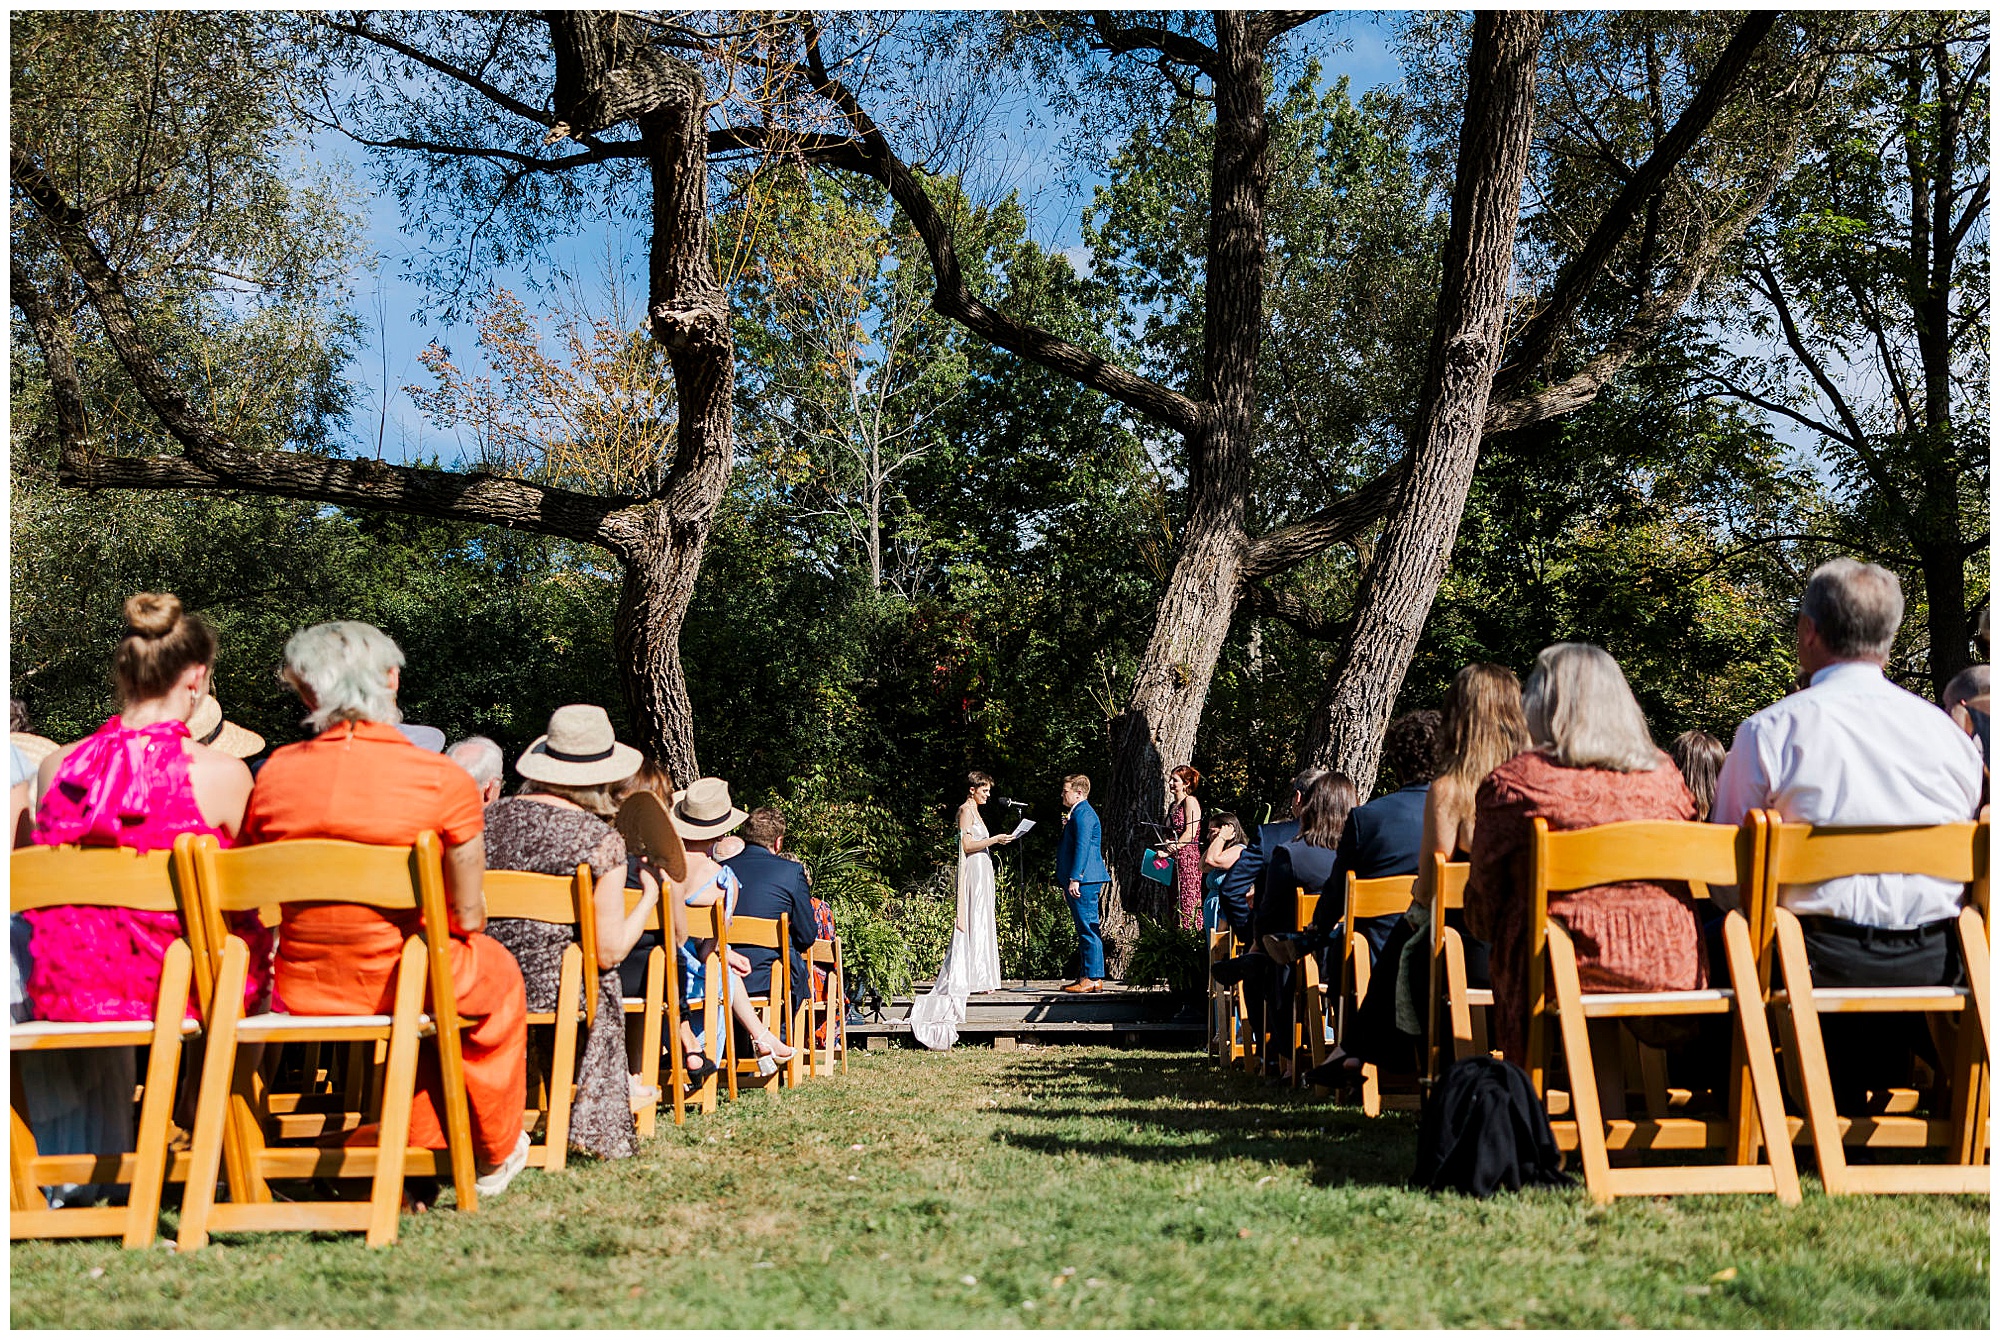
[1414,1056,1572,1198]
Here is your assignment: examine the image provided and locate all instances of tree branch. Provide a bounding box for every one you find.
[1238,462,1407,583]
[803,21,1204,436]
[11,144,649,556]
[1706,382,1857,447]
[1243,581,1348,640]
[1494,10,1778,392]
[318,13,553,129]
[1082,13,1222,78]
[706,124,878,172]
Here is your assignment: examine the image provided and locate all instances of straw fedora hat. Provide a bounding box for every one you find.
[186,694,266,759]
[669,776,747,840]
[615,790,689,883]
[515,704,643,787]
[10,732,60,770]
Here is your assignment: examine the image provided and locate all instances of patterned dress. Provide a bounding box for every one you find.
[1169,800,1203,930]
[482,798,638,1162]
[1465,749,1703,1065]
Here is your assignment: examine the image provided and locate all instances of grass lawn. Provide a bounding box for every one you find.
[10,1044,1989,1328]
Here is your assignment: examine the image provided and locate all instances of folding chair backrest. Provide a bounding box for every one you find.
[1432,856,1470,911]
[1765,819,1984,885]
[729,914,786,953]
[1346,873,1416,923]
[190,833,458,1036]
[12,837,207,1008]
[485,865,597,1021]
[1295,890,1319,931]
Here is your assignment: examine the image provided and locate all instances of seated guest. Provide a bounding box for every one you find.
[1281,710,1448,1083]
[1217,772,1356,1080]
[1254,772,1357,943]
[243,620,531,1199]
[1201,812,1246,934]
[672,779,795,1075]
[1942,664,1990,763]
[725,805,818,1015]
[1668,730,1727,822]
[28,595,269,1019]
[483,706,663,1160]
[447,735,507,804]
[19,594,266,1205]
[1467,642,1702,1067]
[1212,769,1326,941]
[1711,559,1983,1102]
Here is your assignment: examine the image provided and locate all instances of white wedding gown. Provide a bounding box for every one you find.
[909,813,1005,1050]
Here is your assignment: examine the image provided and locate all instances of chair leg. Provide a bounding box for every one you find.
[1444,931,1477,1063]
[123,942,193,1248]
[1547,924,1614,1204]
[366,943,430,1247]
[542,948,582,1173]
[1723,912,1800,1205]
[1948,909,1990,1165]
[11,1099,49,1212]
[1773,910,1848,1195]
[178,939,251,1252]
[637,948,665,1139]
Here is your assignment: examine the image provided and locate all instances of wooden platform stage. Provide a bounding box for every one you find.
[845,980,1204,1049]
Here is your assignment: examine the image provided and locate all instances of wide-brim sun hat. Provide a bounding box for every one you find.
[10,732,60,770]
[615,790,690,883]
[515,703,643,787]
[186,694,266,759]
[669,776,748,840]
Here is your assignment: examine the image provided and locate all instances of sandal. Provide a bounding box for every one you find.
[753,1038,796,1077]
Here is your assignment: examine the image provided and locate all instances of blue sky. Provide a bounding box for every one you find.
[327,12,1409,465]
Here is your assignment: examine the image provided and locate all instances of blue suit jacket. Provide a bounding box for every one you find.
[1056,800,1109,885]
[1307,783,1430,950]
[723,843,817,1005]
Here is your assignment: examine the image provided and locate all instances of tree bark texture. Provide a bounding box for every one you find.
[1101,13,1272,944]
[12,13,732,781]
[1304,11,1543,790]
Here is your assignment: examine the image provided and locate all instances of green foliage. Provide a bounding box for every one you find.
[1120,918,1206,998]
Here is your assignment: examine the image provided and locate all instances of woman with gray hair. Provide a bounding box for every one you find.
[1464,643,1703,1066]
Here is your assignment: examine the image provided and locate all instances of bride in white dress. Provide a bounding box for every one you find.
[909,772,1012,1050]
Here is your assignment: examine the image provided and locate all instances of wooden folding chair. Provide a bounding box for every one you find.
[804,936,846,1077]
[1291,891,1330,1086]
[1207,928,1239,1063]
[1764,816,1990,1195]
[176,832,481,1250]
[621,882,671,1136]
[1525,815,1799,1205]
[668,901,727,1116]
[10,838,203,1248]
[1335,873,1418,1115]
[724,914,794,1093]
[1423,853,1487,1095]
[483,865,594,1172]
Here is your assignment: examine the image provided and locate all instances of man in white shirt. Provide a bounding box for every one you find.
[1711,559,1983,1098]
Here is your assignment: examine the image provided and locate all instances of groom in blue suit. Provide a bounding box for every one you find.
[1057,774,1109,993]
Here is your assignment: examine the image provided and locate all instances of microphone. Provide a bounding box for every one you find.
[993,797,1029,810]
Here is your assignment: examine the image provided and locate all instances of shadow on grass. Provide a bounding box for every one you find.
[985,1048,1421,1188]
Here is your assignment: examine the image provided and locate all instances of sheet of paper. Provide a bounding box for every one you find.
[1008,818,1036,840]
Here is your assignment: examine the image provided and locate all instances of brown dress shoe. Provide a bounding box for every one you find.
[1061,979,1102,993]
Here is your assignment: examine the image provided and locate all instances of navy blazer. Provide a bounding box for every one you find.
[1308,783,1430,952]
[1216,817,1298,939]
[1253,837,1341,940]
[1056,799,1109,885]
[724,842,817,1006]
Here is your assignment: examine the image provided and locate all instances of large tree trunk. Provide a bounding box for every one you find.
[1305,11,1543,793]
[1100,13,1269,958]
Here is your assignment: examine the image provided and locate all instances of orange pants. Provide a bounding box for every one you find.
[275,915,527,1165]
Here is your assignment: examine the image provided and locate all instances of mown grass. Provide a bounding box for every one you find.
[10,1045,1989,1328]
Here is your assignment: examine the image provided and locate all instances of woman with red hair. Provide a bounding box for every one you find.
[1166,765,1204,930]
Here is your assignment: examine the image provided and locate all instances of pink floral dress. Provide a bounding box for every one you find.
[1169,800,1203,930]
[24,716,271,1022]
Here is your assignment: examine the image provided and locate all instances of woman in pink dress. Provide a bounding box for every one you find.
[1166,765,1205,930]
[23,593,264,1021]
